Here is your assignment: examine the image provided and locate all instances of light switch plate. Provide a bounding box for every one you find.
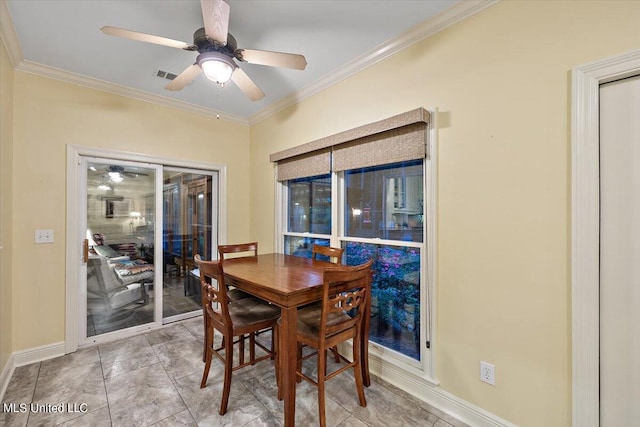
[35,229,54,243]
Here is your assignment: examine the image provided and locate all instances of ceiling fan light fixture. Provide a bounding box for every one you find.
[108,171,124,182]
[197,52,235,84]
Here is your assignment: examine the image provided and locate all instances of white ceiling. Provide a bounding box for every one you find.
[3,0,474,123]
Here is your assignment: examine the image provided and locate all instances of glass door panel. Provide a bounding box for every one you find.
[162,169,215,320]
[85,160,157,337]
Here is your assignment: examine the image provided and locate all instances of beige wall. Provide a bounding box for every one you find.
[1,39,15,372]
[9,72,250,350]
[249,2,640,426]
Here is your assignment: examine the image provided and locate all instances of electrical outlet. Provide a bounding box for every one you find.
[480,361,495,386]
[35,229,54,244]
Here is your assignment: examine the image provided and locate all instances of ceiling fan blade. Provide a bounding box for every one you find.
[231,68,265,101]
[101,26,196,50]
[122,172,148,178]
[165,64,203,91]
[236,49,307,70]
[201,0,230,46]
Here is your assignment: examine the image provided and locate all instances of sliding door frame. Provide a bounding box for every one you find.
[65,144,227,353]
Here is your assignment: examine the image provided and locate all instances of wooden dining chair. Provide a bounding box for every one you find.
[311,244,344,264]
[218,242,276,364]
[197,251,252,362]
[195,255,280,416]
[285,259,374,427]
[310,244,344,364]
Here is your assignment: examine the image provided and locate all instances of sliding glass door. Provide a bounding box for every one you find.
[84,158,160,339]
[80,158,218,344]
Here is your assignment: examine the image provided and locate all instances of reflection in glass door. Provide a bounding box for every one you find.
[162,169,216,320]
[85,160,158,337]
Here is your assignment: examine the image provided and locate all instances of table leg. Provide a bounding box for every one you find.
[280,306,298,426]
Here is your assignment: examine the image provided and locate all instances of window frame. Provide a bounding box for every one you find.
[337,164,426,371]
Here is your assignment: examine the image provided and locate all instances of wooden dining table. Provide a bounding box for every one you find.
[221,253,371,426]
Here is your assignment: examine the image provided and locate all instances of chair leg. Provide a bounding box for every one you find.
[317,348,327,427]
[249,332,256,363]
[274,326,282,400]
[239,334,245,365]
[296,343,303,383]
[200,328,213,388]
[330,346,340,363]
[270,327,277,360]
[202,314,208,363]
[324,347,340,371]
[271,326,283,400]
[219,335,234,415]
[352,334,367,407]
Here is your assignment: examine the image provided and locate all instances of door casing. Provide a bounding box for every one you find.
[571,49,640,427]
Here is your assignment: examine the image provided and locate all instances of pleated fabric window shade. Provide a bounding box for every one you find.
[275,149,331,182]
[270,108,430,181]
[332,122,426,172]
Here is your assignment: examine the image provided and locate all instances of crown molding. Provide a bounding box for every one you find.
[248,0,499,125]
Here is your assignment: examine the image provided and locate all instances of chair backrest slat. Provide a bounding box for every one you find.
[218,242,259,261]
[311,244,344,264]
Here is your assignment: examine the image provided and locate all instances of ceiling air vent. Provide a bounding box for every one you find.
[155,69,178,81]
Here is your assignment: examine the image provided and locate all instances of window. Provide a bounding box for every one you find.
[344,161,423,242]
[287,175,331,234]
[342,160,424,361]
[283,175,332,258]
[344,242,421,359]
[282,161,425,363]
[284,236,331,259]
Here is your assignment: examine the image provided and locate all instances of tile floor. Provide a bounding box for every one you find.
[1,318,468,427]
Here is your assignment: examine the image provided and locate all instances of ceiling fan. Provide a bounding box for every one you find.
[101,0,307,101]
[90,165,149,182]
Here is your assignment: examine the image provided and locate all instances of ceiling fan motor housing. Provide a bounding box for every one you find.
[193,27,237,57]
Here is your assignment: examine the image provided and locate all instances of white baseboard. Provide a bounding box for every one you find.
[0,353,16,402]
[13,341,65,367]
[0,341,65,402]
[366,353,517,427]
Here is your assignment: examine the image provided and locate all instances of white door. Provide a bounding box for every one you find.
[599,74,640,426]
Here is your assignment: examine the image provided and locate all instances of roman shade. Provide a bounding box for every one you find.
[271,108,430,181]
[332,122,426,172]
[275,149,331,182]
